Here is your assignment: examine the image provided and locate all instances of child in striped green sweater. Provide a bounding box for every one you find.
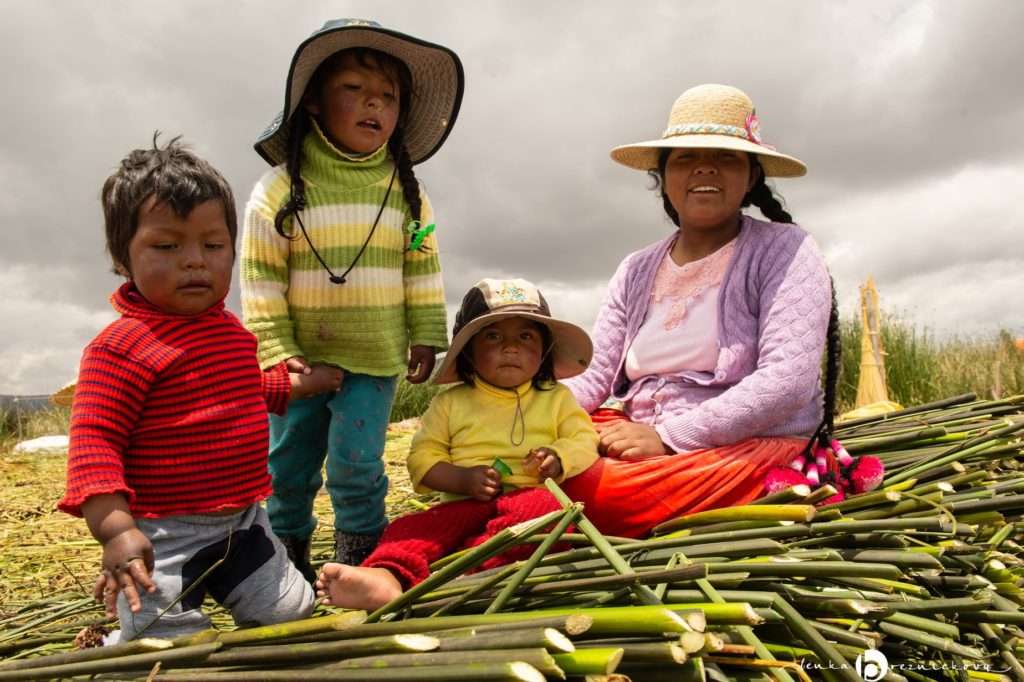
[240,19,465,579]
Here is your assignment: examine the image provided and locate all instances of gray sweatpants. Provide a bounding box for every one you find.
[116,504,314,641]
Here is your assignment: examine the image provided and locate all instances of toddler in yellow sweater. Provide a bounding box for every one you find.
[316,278,597,610]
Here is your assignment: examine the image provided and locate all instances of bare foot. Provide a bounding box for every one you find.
[315,563,403,611]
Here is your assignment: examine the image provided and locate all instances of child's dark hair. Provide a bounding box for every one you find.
[649,149,840,456]
[455,321,557,390]
[273,48,421,239]
[649,151,793,225]
[102,133,237,274]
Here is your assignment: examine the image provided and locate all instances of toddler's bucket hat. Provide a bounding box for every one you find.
[255,18,464,167]
[611,84,806,177]
[434,278,593,385]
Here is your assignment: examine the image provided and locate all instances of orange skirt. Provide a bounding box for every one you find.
[561,409,807,538]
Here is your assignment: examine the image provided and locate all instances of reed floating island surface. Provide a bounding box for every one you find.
[3,394,1024,680]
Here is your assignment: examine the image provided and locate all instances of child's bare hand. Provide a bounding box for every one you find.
[406,345,436,384]
[95,529,155,616]
[524,447,563,482]
[285,355,311,375]
[461,465,501,501]
[290,364,344,400]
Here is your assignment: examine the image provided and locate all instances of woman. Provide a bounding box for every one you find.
[561,84,871,538]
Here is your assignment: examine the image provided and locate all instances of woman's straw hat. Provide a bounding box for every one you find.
[433,278,592,385]
[255,18,464,167]
[611,84,806,177]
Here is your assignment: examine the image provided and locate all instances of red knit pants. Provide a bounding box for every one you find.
[362,487,563,588]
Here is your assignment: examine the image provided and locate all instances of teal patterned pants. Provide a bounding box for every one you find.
[267,373,398,539]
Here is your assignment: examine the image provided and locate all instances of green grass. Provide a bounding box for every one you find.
[389,379,444,422]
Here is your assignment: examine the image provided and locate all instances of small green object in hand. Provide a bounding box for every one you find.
[407,221,436,251]
[492,458,513,478]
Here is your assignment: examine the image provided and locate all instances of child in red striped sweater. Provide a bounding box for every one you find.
[59,136,342,641]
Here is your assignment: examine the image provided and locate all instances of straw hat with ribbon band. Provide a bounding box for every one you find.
[255,18,465,167]
[434,279,593,385]
[610,83,806,178]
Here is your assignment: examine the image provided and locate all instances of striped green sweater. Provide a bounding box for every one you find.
[240,125,448,376]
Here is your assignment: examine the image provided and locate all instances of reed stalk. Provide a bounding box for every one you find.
[436,627,573,653]
[551,647,624,675]
[544,479,663,606]
[327,647,565,677]
[0,641,221,681]
[367,508,565,622]
[652,505,816,535]
[154,661,549,681]
[486,504,581,613]
[0,636,172,672]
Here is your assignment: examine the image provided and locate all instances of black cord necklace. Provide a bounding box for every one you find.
[293,166,397,285]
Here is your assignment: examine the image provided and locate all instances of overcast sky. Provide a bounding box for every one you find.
[2,0,1022,395]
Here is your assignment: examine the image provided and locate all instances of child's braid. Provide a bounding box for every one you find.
[273,114,311,239]
[389,127,421,224]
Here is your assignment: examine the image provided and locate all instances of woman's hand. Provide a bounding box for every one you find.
[599,421,673,460]
[406,345,436,384]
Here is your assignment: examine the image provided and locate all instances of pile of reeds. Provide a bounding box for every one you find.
[2,393,1023,681]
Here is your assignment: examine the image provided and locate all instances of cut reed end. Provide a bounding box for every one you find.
[679,630,707,654]
[396,633,441,651]
[742,603,765,625]
[679,609,707,633]
[544,627,576,653]
[701,632,726,653]
[657,608,697,633]
[510,661,547,682]
[565,614,594,636]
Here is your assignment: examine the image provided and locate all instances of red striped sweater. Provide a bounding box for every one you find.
[59,283,290,518]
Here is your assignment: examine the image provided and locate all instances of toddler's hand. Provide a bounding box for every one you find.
[406,345,436,384]
[461,465,501,501]
[94,528,155,616]
[291,364,344,400]
[524,447,563,482]
[285,355,311,375]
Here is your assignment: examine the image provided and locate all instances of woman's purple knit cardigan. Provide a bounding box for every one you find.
[564,215,831,452]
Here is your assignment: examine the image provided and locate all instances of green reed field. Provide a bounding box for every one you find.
[837,315,1023,412]
[2,314,1022,448]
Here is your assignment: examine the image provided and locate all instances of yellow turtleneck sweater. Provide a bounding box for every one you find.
[407,379,599,498]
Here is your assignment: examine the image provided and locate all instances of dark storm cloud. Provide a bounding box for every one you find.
[1,0,1021,393]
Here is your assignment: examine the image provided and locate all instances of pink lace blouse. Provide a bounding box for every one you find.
[624,238,736,381]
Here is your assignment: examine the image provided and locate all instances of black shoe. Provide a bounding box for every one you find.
[333,530,382,566]
[279,535,317,584]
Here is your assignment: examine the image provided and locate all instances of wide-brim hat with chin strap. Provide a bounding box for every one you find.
[611,83,807,178]
[254,18,465,167]
[433,278,593,385]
